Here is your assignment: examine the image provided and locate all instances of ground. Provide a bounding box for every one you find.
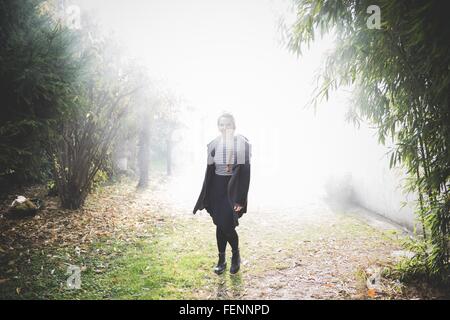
[0,175,448,299]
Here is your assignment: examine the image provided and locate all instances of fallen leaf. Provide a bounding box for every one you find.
[367,288,377,298]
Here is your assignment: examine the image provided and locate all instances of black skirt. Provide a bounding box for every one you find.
[208,172,239,233]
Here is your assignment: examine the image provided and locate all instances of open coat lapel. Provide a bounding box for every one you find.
[193,135,251,217]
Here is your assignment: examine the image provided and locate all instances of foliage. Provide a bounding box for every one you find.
[91,169,109,192]
[150,89,185,176]
[0,0,81,193]
[48,16,142,209]
[286,0,450,277]
[113,82,185,188]
[0,1,183,207]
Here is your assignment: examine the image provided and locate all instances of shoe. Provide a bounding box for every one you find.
[214,252,227,275]
[230,249,241,274]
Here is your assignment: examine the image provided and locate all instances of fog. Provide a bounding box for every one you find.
[72,0,410,222]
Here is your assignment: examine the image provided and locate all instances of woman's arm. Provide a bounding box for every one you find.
[233,137,251,212]
[193,139,218,214]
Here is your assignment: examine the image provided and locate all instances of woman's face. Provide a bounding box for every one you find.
[218,117,235,136]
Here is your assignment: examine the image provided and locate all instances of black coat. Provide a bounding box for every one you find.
[193,135,251,218]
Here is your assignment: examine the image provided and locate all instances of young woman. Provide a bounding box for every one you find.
[193,113,252,274]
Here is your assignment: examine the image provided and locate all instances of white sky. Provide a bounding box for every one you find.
[72,0,391,208]
[75,0,322,109]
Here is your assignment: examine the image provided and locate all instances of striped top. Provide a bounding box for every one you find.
[211,134,251,176]
[214,135,235,176]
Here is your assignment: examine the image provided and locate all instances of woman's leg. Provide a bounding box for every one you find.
[225,228,239,251]
[214,226,228,274]
[216,226,228,253]
[225,228,240,274]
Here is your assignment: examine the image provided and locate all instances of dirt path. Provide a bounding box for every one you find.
[136,176,408,299]
[0,176,439,299]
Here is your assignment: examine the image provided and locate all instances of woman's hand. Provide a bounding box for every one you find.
[233,203,243,212]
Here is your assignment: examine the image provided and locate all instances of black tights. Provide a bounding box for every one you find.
[216,226,239,253]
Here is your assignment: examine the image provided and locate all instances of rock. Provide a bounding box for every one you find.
[6,196,43,219]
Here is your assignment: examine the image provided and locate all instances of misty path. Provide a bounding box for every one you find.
[2,0,449,303]
[1,175,433,299]
[139,175,410,299]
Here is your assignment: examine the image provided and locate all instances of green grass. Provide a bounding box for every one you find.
[0,214,245,300]
[0,182,414,300]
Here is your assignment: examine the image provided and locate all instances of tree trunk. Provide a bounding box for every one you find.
[166,137,172,176]
[59,180,85,209]
[137,121,150,188]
